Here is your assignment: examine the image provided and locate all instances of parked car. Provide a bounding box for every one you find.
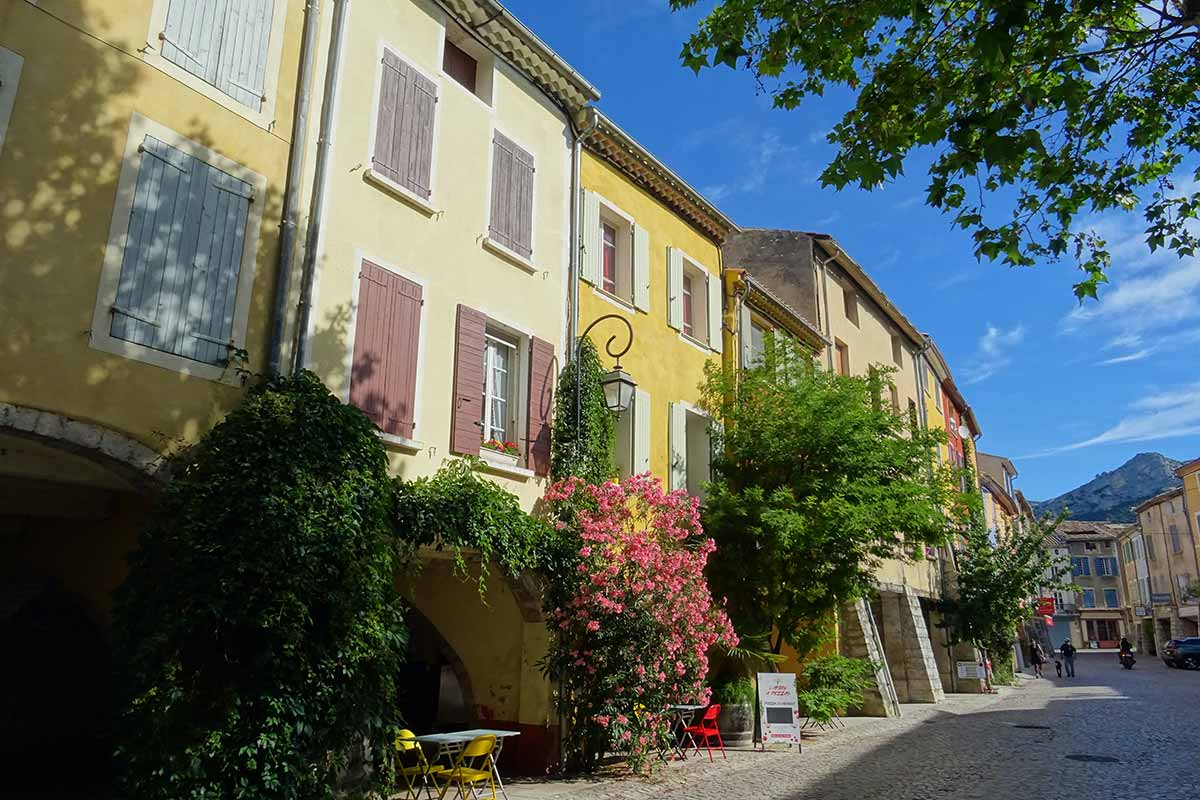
[1161,638,1200,669]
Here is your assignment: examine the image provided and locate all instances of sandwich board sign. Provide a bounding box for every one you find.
[756,672,801,747]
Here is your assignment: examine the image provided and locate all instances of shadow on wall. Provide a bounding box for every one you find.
[0,0,285,449]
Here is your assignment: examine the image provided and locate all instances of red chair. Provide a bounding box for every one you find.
[683,704,725,762]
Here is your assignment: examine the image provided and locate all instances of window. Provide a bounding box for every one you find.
[907,399,918,428]
[1104,589,1119,608]
[1086,619,1119,642]
[349,260,423,440]
[1095,557,1118,576]
[748,318,769,367]
[835,340,850,376]
[601,222,618,294]
[487,131,536,260]
[1168,499,1176,513]
[1071,557,1090,577]
[681,273,695,337]
[482,331,517,444]
[891,335,903,366]
[925,368,933,395]
[153,0,280,113]
[1147,536,1156,561]
[371,48,437,202]
[1084,542,1097,551]
[441,24,494,104]
[1170,524,1182,553]
[1081,589,1096,608]
[669,402,712,499]
[450,305,555,476]
[842,287,860,326]
[614,388,650,479]
[91,115,265,381]
[889,385,900,412]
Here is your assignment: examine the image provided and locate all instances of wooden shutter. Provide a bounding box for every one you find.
[632,222,650,311]
[580,190,601,285]
[111,135,251,367]
[160,0,227,87]
[526,337,555,475]
[666,247,684,330]
[451,304,487,456]
[668,401,687,491]
[349,261,422,439]
[161,0,273,111]
[489,131,535,258]
[706,272,723,353]
[632,387,651,476]
[739,301,753,369]
[374,49,437,199]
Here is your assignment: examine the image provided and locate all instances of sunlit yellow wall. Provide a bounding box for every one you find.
[0,0,302,449]
[578,150,721,485]
[303,0,571,513]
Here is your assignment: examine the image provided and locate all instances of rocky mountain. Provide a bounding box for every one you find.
[1031,452,1183,523]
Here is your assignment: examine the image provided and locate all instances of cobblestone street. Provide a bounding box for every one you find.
[510,653,1200,800]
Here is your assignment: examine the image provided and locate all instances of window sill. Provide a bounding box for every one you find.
[377,432,423,453]
[364,169,438,217]
[482,237,537,274]
[591,286,638,313]
[476,452,534,481]
[677,331,715,354]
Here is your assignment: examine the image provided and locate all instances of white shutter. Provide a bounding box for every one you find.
[580,190,601,285]
[0,47,24,159]
[707,271,723,353]
[666,247,684,330]
[632,223,650,311]
[739,300,753,369]
[633,387,651,475]
[668,401,688,491]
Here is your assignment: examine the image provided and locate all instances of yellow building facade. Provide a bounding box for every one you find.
[1,0,309,776]
[576,110,736,495]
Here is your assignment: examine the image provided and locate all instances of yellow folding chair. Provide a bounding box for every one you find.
[435,734,497,800]
[394,729,443,800]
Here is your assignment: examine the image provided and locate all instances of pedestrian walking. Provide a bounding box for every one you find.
[1060,640,1077,677]
[1030,641,1046,678]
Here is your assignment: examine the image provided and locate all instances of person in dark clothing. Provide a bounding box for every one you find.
[1030,641,1046,678]
[1060,640,1077,677]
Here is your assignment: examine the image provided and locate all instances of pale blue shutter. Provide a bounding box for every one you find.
[111,135,252,366]
[160,0,274,112]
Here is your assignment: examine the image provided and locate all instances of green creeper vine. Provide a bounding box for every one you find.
[393,457,553,593]
[550,336,616,485]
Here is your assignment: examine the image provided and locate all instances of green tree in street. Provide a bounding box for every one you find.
[700,337,958,656]
[938,487,1069,682]
[112,372,407,800]
[671,0,1200,300]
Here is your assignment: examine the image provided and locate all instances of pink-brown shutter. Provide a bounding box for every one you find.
[526,337,555,475]
[373,50,437,199]
[451,304,487,456]
[488,131,534,258]
[349,260,422,439]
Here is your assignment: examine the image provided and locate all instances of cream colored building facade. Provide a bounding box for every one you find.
[1127,488,1200,648]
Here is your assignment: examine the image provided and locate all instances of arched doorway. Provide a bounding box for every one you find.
[399,608,475,732]
[0,418,158,794]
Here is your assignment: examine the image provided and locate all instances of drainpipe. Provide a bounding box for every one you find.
[267,0,323,375]
[812,241,838,373]
[567,110,599,352]
[292,0,351,374]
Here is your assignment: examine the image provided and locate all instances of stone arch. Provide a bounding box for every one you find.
[0,402,169,491]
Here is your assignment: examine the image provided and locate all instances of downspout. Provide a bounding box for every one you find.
[813,242,838,373]
[568,112,599,352]
[292,0,351,373]
[267,0,323,375]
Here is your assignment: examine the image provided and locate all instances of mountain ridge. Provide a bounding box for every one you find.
[1031,452,1183,523]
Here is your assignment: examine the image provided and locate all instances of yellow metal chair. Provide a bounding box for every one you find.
[435,734,497,800]
[394,729,443,800]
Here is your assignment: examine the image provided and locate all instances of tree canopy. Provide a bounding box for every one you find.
[700,339,959,655]
[671,0,1200,300]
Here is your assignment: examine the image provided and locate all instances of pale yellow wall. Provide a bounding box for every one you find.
[1137,494,1200,604]
[578,150,721,485]
[304,0,571,508]
[0,0,302,450]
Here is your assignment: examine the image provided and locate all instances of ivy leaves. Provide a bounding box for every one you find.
[672,0,1200,300]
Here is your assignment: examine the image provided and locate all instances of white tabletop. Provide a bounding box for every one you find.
[413,729,521,745]
[668,704,707,711]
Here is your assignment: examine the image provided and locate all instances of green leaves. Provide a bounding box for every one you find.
[112,371,407,800]
[673,0,1200,298]
[551,337,617,486]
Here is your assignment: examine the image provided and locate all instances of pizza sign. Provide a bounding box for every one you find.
[756,673,801,746]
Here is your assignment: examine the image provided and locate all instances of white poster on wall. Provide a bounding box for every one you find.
[756,672,801,746]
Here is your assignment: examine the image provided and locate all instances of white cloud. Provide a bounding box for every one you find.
[807,128,831,145]
[894,194,924,210]
[702,184,731,203]
[1021,382,1200,458]
[962,323,1026,385]
[935,269,976,290]
[1095,349,1153,366]
[682,120,808,201]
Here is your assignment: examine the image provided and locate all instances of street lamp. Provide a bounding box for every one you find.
[577,314,636,413]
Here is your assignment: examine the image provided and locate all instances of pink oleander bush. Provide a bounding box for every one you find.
[542,474,737,773]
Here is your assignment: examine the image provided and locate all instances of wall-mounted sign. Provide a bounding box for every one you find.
[956,661,986,680]
[1037,597,1055,616]
[1151,593,1172,605]
[757,673,800,746]
[1134,605,1149,617]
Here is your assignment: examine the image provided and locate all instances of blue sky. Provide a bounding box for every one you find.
[504,1,1200,501]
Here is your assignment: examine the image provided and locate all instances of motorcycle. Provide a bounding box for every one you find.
[1119,651,1136,670]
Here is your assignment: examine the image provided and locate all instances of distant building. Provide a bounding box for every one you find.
[1058,521,1129,649]
[1124,487,1200,650]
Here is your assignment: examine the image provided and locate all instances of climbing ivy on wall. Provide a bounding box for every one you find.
[550,336,616,485]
